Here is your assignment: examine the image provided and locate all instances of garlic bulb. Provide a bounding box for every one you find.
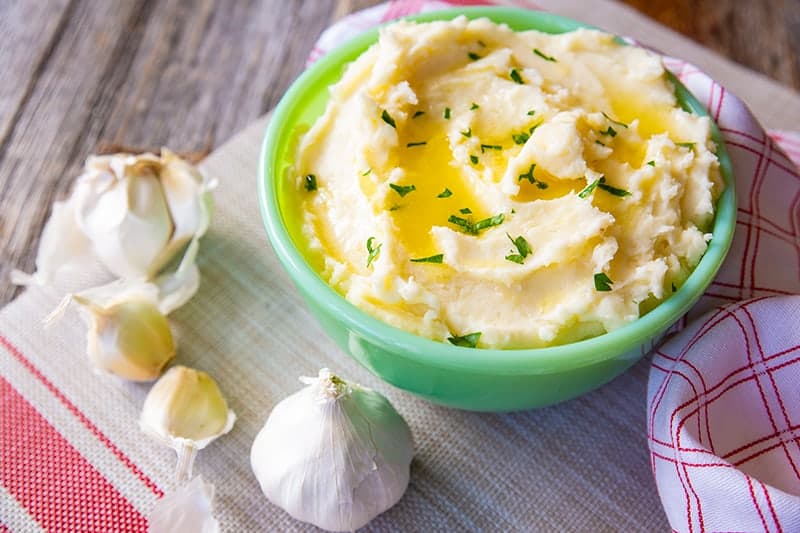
[11,149,213,312]
[251,369,414,532]
[49,280,176,381]
[140,366,235,482]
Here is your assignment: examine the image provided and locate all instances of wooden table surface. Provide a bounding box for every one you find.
[1,0,799,307]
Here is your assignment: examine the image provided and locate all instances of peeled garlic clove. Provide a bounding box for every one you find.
[148,475,219,533]
[75,296,175,382]
[251,369,414,532]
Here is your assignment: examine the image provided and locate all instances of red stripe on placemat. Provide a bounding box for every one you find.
[0,334,163,498]
[0,376,148,532]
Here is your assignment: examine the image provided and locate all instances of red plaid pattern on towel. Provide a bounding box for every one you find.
[313,2,800,531]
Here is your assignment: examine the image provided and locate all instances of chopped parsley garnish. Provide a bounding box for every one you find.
[461,128,472,138]
[366,237,381,267]
[505,233,532,264]
[517,164,536,184]
[480,143,502,153]
[509,68,525,84]
[381,109,396,128]
[529,123,541,134]
[597,177,631,197]
[437,188,453,198]
[647,160,656,167]
[304,174,318,192]
[470,102,480,110]
[533,48,557,62]
[600,126,618,137]
[362,168,372,176]
[578,177,600,198]
[444,107,451,119]
[671,282,677,293]
[677,142,696,148]
[406,141,427,148]
[513,132,530,145]
[602,112,628,128]
[594,272,614,291]
[410,254,444,264]
[388,204,403,211]
[447,331,481,348]
[412,110,425,118]
[468,52,482,61]
[469,154,479,164]
[389,183,416,197]
[527,109,536,116]
[447,213,504,235]
[459,207,472,214]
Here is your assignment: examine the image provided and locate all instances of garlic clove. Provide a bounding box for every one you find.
[148,475,219,533]
[77,296,175,382]
[78,170,174,279]
[251,369,414,532]
[140,366,235,448]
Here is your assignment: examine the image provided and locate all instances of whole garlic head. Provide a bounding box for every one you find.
[251,369,414,532]
[12,149,213,312]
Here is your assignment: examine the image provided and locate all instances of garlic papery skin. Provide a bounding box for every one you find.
[11,150,213,311]
[148,475,219,533]
[250,369,414,532]
[140,366,235,482]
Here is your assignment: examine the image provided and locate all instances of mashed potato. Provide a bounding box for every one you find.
[291,17,722,349]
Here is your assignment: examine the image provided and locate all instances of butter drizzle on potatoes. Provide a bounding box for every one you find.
[293,16,722,349]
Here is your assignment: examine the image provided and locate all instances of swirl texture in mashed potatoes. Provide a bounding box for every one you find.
[291,17,722,349]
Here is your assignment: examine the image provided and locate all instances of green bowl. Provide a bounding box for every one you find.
[258,7,736,411]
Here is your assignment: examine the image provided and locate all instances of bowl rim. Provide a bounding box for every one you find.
[258,6,736,375]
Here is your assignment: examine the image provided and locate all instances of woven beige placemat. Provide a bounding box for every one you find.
[2,1,799,531]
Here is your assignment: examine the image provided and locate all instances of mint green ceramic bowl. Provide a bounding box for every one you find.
[258,7,736,411]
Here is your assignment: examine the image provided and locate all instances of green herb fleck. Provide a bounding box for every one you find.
[527,109,536,116]
[412,110,425,118]
[389,183,416,197]
[469,154,479,165]
[388,204,403,211]
[647,160,656,167]
[461,128,472,138]
[459,208,472,214]
[533,48,557,62]
[381,109,396,128]
[468,52,482,61]
[510,68,525,84]
[410,254,444,264]
[366,237,381,267]
[600,126,617,137]
[447,331,481,348]
[474,213,505,232]
[536,181,548,189]
[602,112,628,128]
[437,188,453,198]
[677,142,695,149]
[513,132,530,145]
[444,107,451,119]
[480,144,502,153]
[304,174,318,192]
[362,168,371,176]
[505,233,532,264]
[595,140,606,147]
[529,123,541,134]
[597,177,631,197]
[478,40,487,47]
[594,272,614,291]
[578,177,600,198]
[517,164,536,184]
[406,141,427,148]
[671,282,677,293]
[470,102,480,110]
